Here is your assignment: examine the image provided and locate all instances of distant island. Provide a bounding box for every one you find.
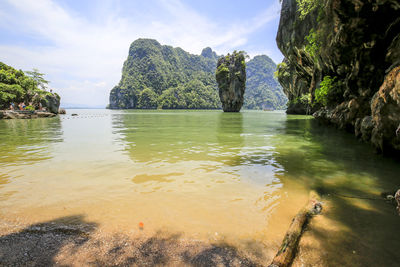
[109,39,287,110]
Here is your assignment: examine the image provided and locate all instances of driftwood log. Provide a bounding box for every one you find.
[269,192,322,267]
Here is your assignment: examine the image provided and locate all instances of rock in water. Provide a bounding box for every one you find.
[42,93,61,114]
[216,51,246,112]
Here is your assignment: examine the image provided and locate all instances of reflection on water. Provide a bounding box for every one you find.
[272,116,400,266]
[0,117,63,166]
[0,110,399,265]
[113,111,245,165]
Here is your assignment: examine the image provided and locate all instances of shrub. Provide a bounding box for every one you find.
[296,0,321,20]
[315,76,336,106]
[305,29,320,60]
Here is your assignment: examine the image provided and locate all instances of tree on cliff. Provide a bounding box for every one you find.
[25,68,49,91]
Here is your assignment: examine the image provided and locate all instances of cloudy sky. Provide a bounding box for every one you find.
[0,0,283,107]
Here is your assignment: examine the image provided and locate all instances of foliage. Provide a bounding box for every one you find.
[305,29,321,61]
[110,39,286,110]
[244,55,287,110]
[25,68,49,90]
[0,62,52,110]
[110,39,220,109]
[300,93,312,104]
[137,87,158,109]
[158,80,219,109]
[289,93,311,106]
[314,76,336,106]
[296,0,321,20]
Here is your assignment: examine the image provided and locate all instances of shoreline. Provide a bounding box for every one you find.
[0,218,268,267]
[0,110,57,119]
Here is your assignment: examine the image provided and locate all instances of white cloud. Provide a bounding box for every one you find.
[0,0,281,107]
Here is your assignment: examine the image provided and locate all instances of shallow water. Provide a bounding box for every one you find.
[0,109,399,265]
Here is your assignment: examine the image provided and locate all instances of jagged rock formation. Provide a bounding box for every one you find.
[200,47,218,61]
[276,0,400,154]
[216,51,246,112]
[109,39,220,109]
[109,39,285,110]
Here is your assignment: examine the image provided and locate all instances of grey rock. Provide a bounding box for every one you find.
[43,94,61,114]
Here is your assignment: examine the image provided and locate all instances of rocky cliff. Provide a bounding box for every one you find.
[276,0,400,154]
[109,39,285,110]
[216,51,246,112]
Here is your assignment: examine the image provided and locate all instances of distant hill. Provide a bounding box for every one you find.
[244,55,287,110]
[109,39,287,110]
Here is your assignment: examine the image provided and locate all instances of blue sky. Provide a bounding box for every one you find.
[0,0,283,107]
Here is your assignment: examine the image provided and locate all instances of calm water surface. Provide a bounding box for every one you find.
[0,109,399,265]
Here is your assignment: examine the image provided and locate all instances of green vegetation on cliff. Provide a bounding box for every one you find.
[216,51,247,112]
[276,0,400,153]
[245,55,287,110]
[109,39,286,110]
[109,39,219,109]
[0,62,55,110]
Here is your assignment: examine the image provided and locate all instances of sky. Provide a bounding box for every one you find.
[0,0,283,107]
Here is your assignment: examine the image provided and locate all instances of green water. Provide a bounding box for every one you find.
[0,109,399,265]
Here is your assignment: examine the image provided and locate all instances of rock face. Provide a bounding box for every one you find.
[0,110,56,119]
[216,52,246,112]
[109,39,221,109]
[109,39,285,110]
[370,66,400,153]
[396,189,400,215]
[276,0,400,154]
[43,93,61,114]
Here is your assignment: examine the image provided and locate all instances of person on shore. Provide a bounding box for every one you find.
[9,103,14,110]
[18,102,26,110]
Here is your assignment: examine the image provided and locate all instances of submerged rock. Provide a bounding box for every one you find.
[216,51,246,112]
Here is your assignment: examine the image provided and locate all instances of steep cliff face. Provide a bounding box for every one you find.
[276,0,400,154]
[109,39,286,110]
[216,52,246,112]
[109,39,220,109]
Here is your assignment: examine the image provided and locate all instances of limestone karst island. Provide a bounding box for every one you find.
[0,0,399,266]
